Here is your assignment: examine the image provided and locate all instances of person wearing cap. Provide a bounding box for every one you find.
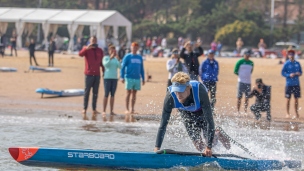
[281,49,302,119]
[154,72,230,156]
[180,41,204,80]
[248,78,271,121]
[199,49,219,114]
[120,42,145,114]
[166,48,188,87]
[79,36,104,117]
[234,49,254,114]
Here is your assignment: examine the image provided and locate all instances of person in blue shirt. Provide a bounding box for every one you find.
[199,49,219,114]
[281,49,302,119]
[120,42,145,114]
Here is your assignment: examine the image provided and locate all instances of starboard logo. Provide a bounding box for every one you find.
[68,152,115,159]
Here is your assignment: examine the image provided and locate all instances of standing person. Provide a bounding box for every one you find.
[79,36,104,117]
[236,37,243,55]
[102,45,121,116]
[10,32,17,57]
[28,39,39,66]
[281,50,302,119]
[234,50,254,114]
[154,72,230,155]
[217,41,222,57]
[210,40,217,51]
[118,44,126,61]
[0,32,4,57]
[199,49,219,114]
[161,37,167,49]
[166,48,188,86]
[48,37,56,67]
[145,37,151,55]
[120,42,145,114]
[180,41,204,80]
[258,38,267,58]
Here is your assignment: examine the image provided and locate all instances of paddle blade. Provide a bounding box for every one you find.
[284,160,302,169]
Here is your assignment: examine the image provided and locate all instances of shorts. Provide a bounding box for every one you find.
[125,78,141,90]
[285,86,301,99]
[104,79,118,97]
[237,82,251,98]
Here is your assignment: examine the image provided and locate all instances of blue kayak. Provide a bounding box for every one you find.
[8,147,301,170]
[36,88,84,98]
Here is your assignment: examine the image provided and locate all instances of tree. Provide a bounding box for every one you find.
[215,20,260,46]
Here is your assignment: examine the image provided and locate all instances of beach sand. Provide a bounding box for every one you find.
[0,50,303,123]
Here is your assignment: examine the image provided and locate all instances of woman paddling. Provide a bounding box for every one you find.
[154,72,230,156]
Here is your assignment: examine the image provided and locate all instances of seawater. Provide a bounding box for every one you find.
[0,109,303,171]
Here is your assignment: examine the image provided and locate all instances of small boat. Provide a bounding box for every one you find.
[36,88,84,98]
[29,66,61,72]
[8,147,301,170]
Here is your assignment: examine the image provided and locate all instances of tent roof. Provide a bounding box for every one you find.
[22,9,61,23]
[0,8,35,22]
[0,8,11,16]
[73,10,116,25]
[0,8,132,26]
[47,10,88,24]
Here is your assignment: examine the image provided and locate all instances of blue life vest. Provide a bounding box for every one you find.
[168,80,203,112]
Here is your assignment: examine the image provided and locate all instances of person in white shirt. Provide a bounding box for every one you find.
[166,48,188,87]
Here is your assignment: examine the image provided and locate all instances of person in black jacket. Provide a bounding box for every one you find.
[48,37,56,67]
[180,41,204,80]
[28,39,39,66]
[118,44,126,62]
[248,78,271,121]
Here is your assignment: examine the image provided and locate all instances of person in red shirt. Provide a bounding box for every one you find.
[79,36,104,118]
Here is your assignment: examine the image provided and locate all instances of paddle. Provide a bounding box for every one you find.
[156,149,249,160]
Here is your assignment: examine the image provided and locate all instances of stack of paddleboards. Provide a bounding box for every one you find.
[8,147,301,170]
[29,66,61,72]
[0,67,17,72]
[36,88,84,98]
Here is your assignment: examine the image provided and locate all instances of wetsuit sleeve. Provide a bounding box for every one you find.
[180,48,186,59]
[155,91,174,148]
[247,89,257,98]
[199,84,215,148]
[197,46,203,56]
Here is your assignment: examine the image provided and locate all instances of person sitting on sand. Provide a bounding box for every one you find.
[102,45,121,116]
[120,42,145,114]
[154,72,230,156]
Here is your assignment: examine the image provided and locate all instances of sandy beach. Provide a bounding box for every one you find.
[0,50,303,123]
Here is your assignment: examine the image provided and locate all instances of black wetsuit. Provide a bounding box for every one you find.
[155,83,215,149]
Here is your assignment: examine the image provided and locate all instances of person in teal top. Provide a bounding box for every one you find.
[102,45,121,116]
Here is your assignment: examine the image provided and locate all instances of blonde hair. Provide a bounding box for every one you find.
[171,72,190,84]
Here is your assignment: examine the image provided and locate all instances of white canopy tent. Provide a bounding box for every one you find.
[0,8,132,52]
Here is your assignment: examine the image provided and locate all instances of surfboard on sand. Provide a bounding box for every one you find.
[0,67,17,72]
[36,88,84,98]
[29,66,61,72]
